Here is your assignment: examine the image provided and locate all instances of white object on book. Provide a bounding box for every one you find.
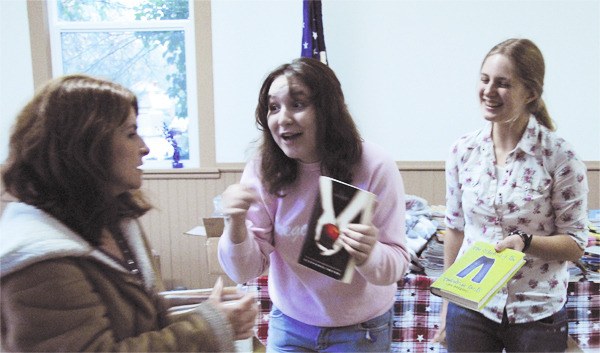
[298,176,376,283]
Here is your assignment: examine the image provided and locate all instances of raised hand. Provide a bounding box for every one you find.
[220,183,258,243]
[209,277,258,340]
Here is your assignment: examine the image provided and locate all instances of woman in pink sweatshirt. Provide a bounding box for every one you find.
[218,57,410,352]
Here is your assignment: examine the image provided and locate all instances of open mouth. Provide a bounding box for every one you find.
[281,132,301,141]
[483,100,502,108]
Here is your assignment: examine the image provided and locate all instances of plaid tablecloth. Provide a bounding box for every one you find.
[566,279,600,352]
[393,274,444,352]
[250,275,272,345]
[246,275,599,353]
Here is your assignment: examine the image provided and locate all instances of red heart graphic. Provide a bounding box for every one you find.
[323,223,340,241]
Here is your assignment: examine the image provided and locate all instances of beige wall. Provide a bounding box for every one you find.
[1,162,598,290]
[4,1,596,291]
[137,162,599,289]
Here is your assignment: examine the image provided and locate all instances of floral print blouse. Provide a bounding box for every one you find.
[445,117,589,324]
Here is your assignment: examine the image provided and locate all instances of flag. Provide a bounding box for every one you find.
[301,0,327,65]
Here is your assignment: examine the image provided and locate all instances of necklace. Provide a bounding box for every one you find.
[108,228,142,278]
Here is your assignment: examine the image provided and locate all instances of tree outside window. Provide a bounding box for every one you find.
[49,0,198,169]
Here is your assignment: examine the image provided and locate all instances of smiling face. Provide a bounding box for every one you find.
[108,108,149,196]
[267,75,319,163]
[479,54,533,125]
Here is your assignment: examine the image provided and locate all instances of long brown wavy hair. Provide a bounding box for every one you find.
[2,74,151,245]
[255,58,362,196]
[483,38,555,131]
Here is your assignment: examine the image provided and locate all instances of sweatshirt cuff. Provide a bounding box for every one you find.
[195,302,236,353]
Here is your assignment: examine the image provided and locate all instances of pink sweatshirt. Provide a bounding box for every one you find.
[218,141,409,327]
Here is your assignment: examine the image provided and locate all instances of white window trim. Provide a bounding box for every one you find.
[45,0,200,170]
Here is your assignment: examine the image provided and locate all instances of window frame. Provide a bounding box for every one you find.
[27,0,218,173]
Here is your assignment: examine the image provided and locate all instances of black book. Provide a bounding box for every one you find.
[298,176,376,283]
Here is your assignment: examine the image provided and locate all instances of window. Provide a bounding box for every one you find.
[47,0,199,169]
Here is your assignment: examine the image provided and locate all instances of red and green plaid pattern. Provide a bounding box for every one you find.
[246,275,598,353]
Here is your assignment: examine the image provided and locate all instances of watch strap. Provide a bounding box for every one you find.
[510,230,532,252]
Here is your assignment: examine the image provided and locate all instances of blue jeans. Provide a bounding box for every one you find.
[445,302,568,352]
[266,305,393,353]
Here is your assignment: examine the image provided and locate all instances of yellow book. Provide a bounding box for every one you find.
[430,241,525,311]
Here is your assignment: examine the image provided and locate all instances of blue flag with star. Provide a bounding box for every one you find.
[301,0,327,64]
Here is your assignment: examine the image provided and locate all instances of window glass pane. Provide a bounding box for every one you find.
[57,0,189,22]
[60,30,190,164]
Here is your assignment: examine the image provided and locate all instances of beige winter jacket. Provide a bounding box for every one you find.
[0,202,235,352]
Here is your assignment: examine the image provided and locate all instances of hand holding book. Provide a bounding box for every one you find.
[339,223,379,266]
[430,241,525,311]
[314,177,374,257]
[298,176,376,283]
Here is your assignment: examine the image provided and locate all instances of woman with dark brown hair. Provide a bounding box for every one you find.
[218,58,410,352]
[0,74,257,352]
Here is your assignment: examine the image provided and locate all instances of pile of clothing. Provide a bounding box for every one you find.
[404,195,445,277]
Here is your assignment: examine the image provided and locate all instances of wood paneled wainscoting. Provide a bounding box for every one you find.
[137,162,598,290]
[138,168,243,290]
[1,162,598,290]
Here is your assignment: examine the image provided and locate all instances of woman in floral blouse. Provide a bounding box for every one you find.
[436,38,589,352]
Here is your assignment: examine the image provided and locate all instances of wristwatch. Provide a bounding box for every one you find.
[510,230,532,252]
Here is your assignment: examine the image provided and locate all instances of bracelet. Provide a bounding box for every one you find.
[510,230,532,252]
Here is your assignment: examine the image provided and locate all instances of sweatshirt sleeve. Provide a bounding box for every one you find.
[217,158,275,283]
[354,143,410,285]
[0,259,235,352]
